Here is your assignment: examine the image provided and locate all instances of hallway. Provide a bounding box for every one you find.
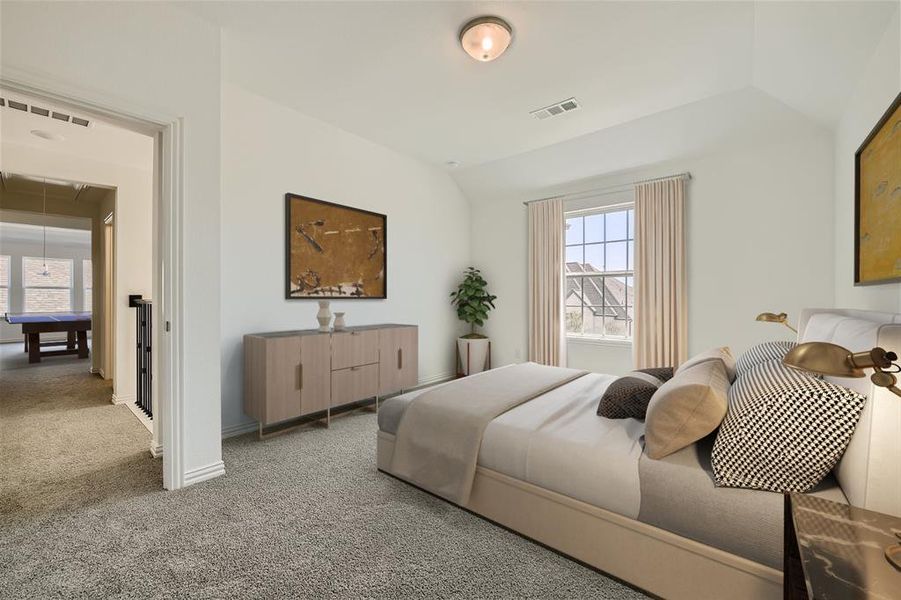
[0,343,159,522]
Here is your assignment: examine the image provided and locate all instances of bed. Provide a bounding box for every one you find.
[377,309,901,599]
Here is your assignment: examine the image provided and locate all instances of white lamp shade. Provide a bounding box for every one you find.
[460,17,512,62]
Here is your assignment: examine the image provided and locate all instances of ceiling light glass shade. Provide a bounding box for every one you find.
[460,16,512,62]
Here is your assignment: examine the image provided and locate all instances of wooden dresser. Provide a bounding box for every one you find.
[244,324,417,435]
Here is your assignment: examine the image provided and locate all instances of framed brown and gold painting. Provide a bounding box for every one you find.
[855,91,901,286]
[285,194,386,299]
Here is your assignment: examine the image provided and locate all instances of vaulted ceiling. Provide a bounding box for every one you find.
[187,1,898,169]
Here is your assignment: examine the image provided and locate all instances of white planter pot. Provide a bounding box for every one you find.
[457,337,490,375]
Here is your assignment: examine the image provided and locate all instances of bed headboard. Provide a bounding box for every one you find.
[797,308,901,517]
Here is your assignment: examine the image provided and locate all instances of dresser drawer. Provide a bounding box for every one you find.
[331,363,378,407]
[331,330,379,370]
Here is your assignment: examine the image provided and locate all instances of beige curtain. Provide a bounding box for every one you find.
[633,177,687,369]
[528,198,566,366]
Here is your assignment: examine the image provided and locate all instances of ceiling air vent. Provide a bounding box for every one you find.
[1,98,90,127]
[530,97,581,120]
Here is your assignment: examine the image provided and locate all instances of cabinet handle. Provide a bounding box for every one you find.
[298,363,303,391]
[398,348,402,370]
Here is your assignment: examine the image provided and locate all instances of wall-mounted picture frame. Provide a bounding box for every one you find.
[285,193,387,299]
[854,91,901,286]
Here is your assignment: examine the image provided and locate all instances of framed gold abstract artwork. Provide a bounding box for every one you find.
[855,92,901,286]
[285,194,387,299]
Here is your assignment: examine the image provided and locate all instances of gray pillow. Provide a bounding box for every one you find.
[597,367,674,419]
[711,359,866,493]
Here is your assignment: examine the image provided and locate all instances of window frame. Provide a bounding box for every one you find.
[82,258,93,312]
[0,255,9,315]
[564,202,635,344]
[22,256,74,314]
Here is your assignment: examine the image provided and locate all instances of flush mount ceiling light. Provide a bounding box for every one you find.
[459,16,512,62]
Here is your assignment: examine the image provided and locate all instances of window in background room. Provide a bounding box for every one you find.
[565,205,634,340]
[23,257,73,313]
[82,259,93,311]
[0,255,9,315]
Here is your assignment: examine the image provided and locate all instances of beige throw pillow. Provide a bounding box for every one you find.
[645,360,729,459]
[677,346,736,382]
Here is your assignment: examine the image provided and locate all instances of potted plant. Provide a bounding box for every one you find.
[450,267,497,375]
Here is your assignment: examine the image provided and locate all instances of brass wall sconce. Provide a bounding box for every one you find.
[782,342,901,398]
[756,312,798,333]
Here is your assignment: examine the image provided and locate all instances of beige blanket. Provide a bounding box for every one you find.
[389,362,588,504]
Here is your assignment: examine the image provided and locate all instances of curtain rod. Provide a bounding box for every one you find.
[522,171,692,207]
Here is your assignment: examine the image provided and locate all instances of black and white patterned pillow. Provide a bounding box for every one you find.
[711,360,866,493]
[597,367,674,419]
[735,340,797,377]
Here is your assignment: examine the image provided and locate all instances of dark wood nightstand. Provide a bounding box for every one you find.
[784,492,901,599]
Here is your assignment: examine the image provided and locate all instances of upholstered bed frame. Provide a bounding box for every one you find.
[377,308,901,600]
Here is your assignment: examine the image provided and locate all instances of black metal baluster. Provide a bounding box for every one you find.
[129,295,153,420]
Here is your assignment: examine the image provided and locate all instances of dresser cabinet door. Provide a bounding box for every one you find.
[331,330,379,369]
[300,334,331,415]
[379,327,418,395]
[331,364,379,407]
[263,336,302,425]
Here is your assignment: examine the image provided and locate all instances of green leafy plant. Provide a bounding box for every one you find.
[450,267,497,338]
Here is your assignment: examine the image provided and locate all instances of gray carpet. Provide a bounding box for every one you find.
[0,354,159,520]
[1,360,648,599]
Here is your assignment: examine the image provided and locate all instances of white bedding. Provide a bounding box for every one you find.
[477,372,645,519]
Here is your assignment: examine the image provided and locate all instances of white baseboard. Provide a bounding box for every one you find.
[222,420,257,439]
[219,373,455,440]
[150,440,163,458]
[111,393,134,405]
[183,460,225,486]
[120,397,152,433]
[414,372,455,389]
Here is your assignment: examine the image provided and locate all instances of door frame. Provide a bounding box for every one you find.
[1,73,187,490]
[102,212,115,383]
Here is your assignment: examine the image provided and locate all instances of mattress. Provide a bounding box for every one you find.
[379,372,849,569]
[637,434,847,570]
[477,373,644,519]
[381,372,645,519]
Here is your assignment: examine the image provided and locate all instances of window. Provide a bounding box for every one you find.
[23,257,73,313]
[565,205,634,340]
[82,259,93,310]
[0,255,9,315]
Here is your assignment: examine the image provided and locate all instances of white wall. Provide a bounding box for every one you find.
[460,89,834,374]
[1,0,223,485]
[219,81,471,434]
[833,7,901,313]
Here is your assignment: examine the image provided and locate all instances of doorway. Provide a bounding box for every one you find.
[0,79,184,497]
